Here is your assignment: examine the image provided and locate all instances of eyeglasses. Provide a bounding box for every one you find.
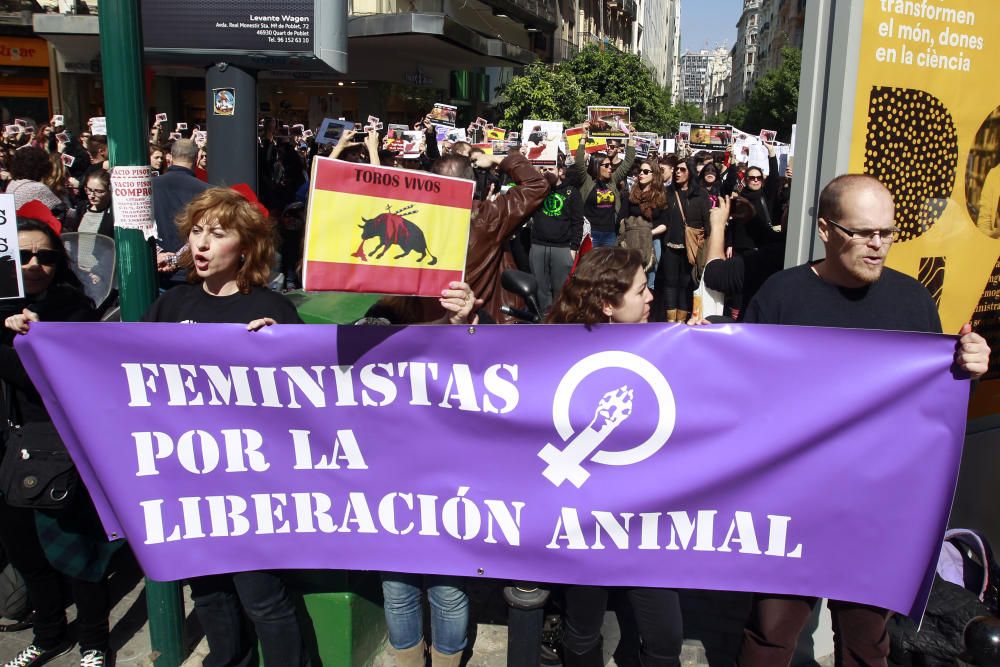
[826,218,900,243]
[599,162,612,168]
[20,249,59,266]
[746,174,763,182]
[85,187,108,195]
[638,168,654,175]
[674,167,688,173]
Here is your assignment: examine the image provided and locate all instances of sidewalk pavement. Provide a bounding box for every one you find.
[0,566,833,667]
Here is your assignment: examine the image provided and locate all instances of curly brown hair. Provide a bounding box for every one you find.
[176,187,275,293]
[545,247,643,326]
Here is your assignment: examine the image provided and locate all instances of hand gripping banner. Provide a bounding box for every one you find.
[15,322,969,617]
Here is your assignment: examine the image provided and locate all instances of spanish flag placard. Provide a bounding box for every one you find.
[302,158,473,296]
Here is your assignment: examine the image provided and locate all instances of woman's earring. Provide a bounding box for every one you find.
[240,254,246,263]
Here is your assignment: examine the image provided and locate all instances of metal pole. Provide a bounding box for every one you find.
[205,63,258,190]
[98,2,185,665]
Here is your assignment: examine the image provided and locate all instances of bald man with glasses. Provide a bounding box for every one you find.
[736,174,990,667]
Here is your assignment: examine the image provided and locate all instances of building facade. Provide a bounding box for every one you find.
[728,0,761,109]
[757,0,805,77]
[632,0,680,90]
[706,47,732,118]
[680,46,729,115]
[29,0,556,133]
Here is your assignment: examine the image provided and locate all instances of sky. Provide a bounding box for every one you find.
[680,0,745,54]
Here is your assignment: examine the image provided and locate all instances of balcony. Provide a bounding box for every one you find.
[350,0,444,15]
[479,0,557,30]
[555,37,578,61]
[624,0,637,20]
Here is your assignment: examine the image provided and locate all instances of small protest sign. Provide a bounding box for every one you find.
[155,113,168,123]
[688,123,732,150]
[176,122,188,131]
[759,129,777,143]
[90,117,107,136]
[634,136,655,158]
[51,115,64,126]
[429,103,457,127]
[521,120,562,165]
[302,158,473,296]
[0,194,24,300]
[317,118,356,145]
[402,131,424,159]
[486,127,507,141]
[565,127,607,155]
[61,153,75,168]
[587,106,630,139]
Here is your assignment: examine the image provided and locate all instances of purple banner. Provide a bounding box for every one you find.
[16,322,969,617]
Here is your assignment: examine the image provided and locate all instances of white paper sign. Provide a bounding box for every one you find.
[0,194,24,300]
[89,117,107,136]
[110,166,156,240]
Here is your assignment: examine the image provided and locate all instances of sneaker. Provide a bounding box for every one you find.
[79,650,111,667]
[4,641,73,667]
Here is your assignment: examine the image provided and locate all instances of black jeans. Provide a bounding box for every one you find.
[0,501,109,651]
[562,586,682,667]
[190,571,311,667]
[657,246,693,312]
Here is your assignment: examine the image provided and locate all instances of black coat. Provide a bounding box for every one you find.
[151,166,210,252]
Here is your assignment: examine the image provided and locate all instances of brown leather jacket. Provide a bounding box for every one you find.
[423,152,549,323]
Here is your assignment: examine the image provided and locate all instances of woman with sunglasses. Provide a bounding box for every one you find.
[656,157,711,322]
[567,122,636,248]
[546,248,682,667]
[2,216,120,667]
[618,159,668,289]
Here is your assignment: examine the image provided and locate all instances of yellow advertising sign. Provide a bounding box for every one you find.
[0,37,49,68]
[850,0,1000,416]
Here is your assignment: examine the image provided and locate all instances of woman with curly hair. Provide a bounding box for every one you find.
[545,247,680,667]
[546,246,652,325]
[142,187,310,667]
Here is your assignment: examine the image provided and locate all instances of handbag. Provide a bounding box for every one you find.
[618,215,655,272]
[0,383,78,510]
[675,190,706,270]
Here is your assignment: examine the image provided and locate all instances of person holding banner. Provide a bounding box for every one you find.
[142,187,311,667]
[1,215,114,667]
[568,123,636,248]
[546,248,681,667]
[736,174,991,667]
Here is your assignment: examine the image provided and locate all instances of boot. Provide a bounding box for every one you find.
[430,646,463,667]
[674,310,689,324]
[394,640,426,667]
[561,642,604,667]
[665,309,678,323]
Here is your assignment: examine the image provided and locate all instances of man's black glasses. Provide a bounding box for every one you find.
[826,218,900,243]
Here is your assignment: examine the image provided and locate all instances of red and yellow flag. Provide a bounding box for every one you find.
[302,158,473,296]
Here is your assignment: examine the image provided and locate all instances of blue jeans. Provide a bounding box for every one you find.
[380,572,469,655]
[590,229,618,247]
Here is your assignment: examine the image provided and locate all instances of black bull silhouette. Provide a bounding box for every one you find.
[353,212,438,265]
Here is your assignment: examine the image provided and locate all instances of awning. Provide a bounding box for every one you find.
[348,13,535,67]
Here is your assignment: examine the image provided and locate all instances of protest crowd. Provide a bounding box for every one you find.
[0,95,991,667]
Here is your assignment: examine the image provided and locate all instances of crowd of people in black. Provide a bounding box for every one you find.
[0,106,991,667]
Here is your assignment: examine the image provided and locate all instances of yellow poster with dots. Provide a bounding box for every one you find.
[849,0,1000,417]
